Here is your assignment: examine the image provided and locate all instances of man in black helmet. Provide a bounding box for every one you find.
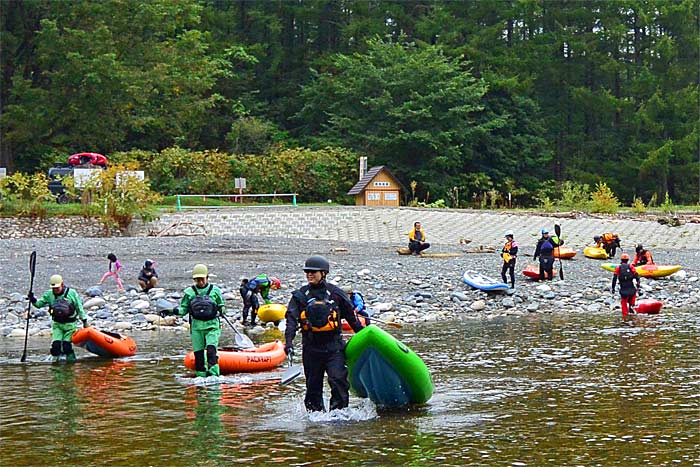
[284,255,365,412]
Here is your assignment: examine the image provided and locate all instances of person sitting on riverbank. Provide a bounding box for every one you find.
[28,274,88,363]
[500,231,518,288]
[408,222,430,255]
[169,264,225,377]
[632,244,655,266]
[594,233,621,258]
[611,253,641,317]
[342,285,370,325]
[137,259,158,292]
[99,253,125,292]
[533,229,555,281]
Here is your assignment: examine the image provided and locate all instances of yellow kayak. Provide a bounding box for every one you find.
[601,263,682,278]
[257,303,286,322]
[584,246,608,259]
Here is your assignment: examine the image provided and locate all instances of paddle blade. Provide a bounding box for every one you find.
[554,224,561,237]
[372,318,403,328]
[29,251,37,276]
[559,267,564,280]
[280,365,303,385]
[233,331,254,349]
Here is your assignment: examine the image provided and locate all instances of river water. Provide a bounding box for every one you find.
[1,310,699,466]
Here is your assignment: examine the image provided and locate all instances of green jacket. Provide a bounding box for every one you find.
[34,287,86,321]
[178,283,225,331]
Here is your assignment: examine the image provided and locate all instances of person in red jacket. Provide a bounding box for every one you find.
[611,253,641,317]
[632,244,655,266]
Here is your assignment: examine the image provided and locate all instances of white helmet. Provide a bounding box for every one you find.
[504,230,514,238]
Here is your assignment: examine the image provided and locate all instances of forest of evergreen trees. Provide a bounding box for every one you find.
[2,0,699,205]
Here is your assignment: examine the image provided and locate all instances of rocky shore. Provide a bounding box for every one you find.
[1,234,699,342]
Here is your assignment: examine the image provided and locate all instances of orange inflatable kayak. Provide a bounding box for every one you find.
[184,340,286,374]
[341,315,367,332]
[72,327,137,358]
[553,246,576,259]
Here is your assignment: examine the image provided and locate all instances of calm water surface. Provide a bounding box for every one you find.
[1,310,699,466]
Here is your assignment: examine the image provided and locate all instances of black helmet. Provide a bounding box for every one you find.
[594,235,601,242]
[304,255,330,272]
[636,243,643,253]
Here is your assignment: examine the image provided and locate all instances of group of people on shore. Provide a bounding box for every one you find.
[496,226,655,317]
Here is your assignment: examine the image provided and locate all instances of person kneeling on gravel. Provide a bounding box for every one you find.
[28,274,88,363]
[341,285,370,325]
[408,222,430,255]
[164,264,225,377]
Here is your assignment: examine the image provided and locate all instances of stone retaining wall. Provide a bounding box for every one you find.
[137,206,700,249]
[3,207,700,249]
[0,216,115,239]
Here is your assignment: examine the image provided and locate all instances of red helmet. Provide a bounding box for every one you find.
[270,277,281,289]
[620,253,630,261]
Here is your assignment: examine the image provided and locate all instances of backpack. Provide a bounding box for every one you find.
[188,284,219,321]
[619,264,634,283]
[50,288,76,323]
[299,285,340,333]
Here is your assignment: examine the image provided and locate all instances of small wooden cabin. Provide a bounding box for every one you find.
[347,166,405,206]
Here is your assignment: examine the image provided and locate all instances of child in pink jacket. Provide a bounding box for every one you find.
[100,253,125,291]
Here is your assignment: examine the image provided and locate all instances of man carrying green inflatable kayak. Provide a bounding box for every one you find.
[285,255,364,412]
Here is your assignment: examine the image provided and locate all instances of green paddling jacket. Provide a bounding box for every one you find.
[34,287,86,323]
[178,284,225,331]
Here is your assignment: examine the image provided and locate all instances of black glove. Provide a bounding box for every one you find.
[159,309,170,317]
[610,287,615,295]
[284,344,294,357]
[28,292,37,304]
[81,319,89,328]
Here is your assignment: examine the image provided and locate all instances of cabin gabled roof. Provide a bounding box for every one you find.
[347,166,407,195]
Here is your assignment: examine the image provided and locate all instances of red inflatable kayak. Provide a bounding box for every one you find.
[68,152,108,167]
[633,299,663,314]
[522,264,557,280]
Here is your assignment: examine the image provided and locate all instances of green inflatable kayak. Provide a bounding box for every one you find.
[345,325,433,408]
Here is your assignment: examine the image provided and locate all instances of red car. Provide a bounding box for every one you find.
[68,152,108,167]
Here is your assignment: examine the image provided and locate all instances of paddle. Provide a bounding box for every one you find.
[280,353,303,385]
[554,224,564,280]
[371,317,403,329]
[220,313,255,349]
[20,251,37,363]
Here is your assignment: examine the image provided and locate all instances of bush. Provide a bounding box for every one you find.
[557,181,591,211]
[539,195,555,213]
[78,163,162,232]
[632,197,646,214]
[0,172,55,217]
[661,192,675,214]
[590,181,620,214]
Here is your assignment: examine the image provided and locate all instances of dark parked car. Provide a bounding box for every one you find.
[48,166,75,204]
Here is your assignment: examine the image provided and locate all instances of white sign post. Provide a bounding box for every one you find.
[0,168,6,179]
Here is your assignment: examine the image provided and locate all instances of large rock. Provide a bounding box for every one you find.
[501,297,515,308]
[470,300,486,311]
[83,297,106,309]
[130,299,150,310]
[156,299,179,314]
[85,286,103,297]
[374,302,393,312]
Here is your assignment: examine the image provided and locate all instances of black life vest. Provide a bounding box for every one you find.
[299,285,340,333]
[50,288,76,323]
[619,263,634,283]
[189,284,219,321]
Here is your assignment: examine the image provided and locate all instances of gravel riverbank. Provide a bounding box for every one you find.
[1,235,698,341]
